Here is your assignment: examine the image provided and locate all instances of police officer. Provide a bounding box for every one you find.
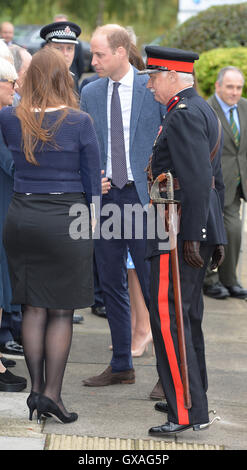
[139,46,226,435]
[40,21,81,92]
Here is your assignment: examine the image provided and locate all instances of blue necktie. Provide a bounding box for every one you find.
[111,82,128,189]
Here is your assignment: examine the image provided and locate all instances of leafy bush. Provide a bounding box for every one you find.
[194,47,247,99]
[163,3,247,53]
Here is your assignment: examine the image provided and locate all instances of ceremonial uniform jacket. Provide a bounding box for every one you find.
[148,87,227,258]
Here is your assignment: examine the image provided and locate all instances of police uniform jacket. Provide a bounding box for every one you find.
[148,87,227,258]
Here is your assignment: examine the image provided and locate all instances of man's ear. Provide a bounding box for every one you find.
[116,46,127,59]
[168,70,177,83]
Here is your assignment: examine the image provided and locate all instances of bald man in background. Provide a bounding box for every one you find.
[0,22,15,46]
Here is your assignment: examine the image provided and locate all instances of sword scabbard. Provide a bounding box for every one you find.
[150,171,192,410]
[170,244,192,409]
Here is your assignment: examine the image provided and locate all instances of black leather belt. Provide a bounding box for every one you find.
[109,179,135,188]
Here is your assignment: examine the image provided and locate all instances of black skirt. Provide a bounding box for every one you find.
[3,192,94,309]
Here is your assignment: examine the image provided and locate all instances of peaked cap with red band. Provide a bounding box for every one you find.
[138,46,199,75]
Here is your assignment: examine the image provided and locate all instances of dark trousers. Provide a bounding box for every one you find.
[150,239,214,425]
[204,186,242,287]
[94,184,150,372]
[0,310,22,344]
[93,254,104,307]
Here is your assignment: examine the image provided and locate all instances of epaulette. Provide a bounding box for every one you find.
[175,97,188,110]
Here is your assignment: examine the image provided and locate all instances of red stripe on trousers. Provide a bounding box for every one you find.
[158,254,189,424]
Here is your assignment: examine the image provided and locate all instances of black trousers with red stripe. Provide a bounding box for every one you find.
[149,239,214,425]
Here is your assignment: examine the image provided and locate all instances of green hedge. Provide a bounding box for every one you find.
[194,47,247,99]
[163,3,247,53]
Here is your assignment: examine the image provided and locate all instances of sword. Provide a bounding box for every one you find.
[150,172,192,409]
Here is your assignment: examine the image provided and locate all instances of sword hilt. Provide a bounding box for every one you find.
[150,172,179,204]
[166,171,174,201]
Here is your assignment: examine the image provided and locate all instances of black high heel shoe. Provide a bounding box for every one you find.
[27,391,51,421]
[27,391,40,421]
[37,395,78,424]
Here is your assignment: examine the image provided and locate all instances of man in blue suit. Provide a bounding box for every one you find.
[80,24,165,386]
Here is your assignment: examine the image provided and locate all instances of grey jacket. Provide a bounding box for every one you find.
[208,94,247,207]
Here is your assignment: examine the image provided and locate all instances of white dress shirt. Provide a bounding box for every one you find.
[106,64,134,181]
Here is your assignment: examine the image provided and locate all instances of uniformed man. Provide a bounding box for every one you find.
[40,21,81,92]
[139,46,227,436]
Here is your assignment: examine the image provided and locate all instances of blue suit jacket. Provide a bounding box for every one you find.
[80,67,165,206]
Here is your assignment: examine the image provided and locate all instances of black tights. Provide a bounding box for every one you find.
[21,305,74,415]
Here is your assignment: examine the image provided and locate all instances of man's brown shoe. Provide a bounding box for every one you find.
[82,366,135,387]
[149,378,166,400]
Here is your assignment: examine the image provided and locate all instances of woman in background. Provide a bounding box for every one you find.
[0,47,101,423]
[0,44,26,390]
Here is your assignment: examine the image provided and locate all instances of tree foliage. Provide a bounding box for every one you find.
[163,3,247,53]
[0,0,28,19]
[195,47,247,99]
[0,0,178,44]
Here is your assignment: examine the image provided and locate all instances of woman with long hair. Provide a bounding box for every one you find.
[0,47,101,423]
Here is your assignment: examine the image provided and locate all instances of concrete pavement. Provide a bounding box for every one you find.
[0,232,246,451]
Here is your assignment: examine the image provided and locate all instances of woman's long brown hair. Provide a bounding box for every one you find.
[16,46,79,165]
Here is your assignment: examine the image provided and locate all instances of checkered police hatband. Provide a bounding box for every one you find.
[50,38,78,44]
[46,28,77,42]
